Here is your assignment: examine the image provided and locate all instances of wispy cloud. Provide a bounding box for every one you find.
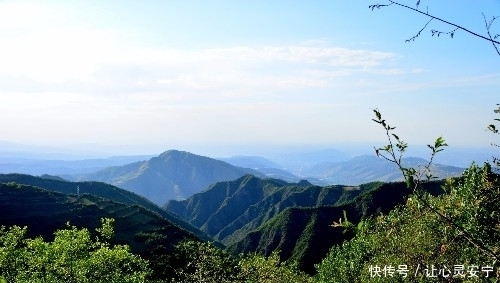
[0,41,400,88]
[0,1,399,95]
[0,1,496,149]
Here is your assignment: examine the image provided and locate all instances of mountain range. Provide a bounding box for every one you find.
[0,147,467,207]
[62,151,463,207]
[70,150,263,205]
[0,154,154,175]
[0,148,467,276]
[302,155,464,185]
[165,175,445,273]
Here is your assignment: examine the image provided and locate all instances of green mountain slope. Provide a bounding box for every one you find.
[166,173,444,274]
[0,182,201,253]
[76,150,263,205]
[227,180,445,274]
[0,173,210,242]
[214,182,361,245]
[0,181,217,280]
[165,175,367,246]
[164,175,288,230]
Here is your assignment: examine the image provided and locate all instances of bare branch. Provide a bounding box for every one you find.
[430,27,459,38]
[368,3,393,10]
[370,1,500,56]
[386,1,500,45]
[483,13,500,56]
[406,18,433,42]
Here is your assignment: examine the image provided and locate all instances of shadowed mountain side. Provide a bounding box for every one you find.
[227,180,445,274]
[164,175,288,229]
[0,173,211,242]
[74,150,264,205]
[214,184,362,245]
[304,155,464,185]
[165,175,373,246]
[0,183,202,256]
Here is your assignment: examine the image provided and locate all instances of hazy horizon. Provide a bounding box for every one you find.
[0,139,495,169]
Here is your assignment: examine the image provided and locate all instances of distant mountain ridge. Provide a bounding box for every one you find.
[303,155,464,185]
[74,150,264,205]
[216,153,465,186]
[0,155,154,175]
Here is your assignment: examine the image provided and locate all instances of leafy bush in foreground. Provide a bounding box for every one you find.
[0,218,150,283]
[315,163,500,282]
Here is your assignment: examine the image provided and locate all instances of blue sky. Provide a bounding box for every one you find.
[0,0,498,156]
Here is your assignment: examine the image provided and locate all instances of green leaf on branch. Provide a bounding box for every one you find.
[489,124,498,133]
[434,136,448,149]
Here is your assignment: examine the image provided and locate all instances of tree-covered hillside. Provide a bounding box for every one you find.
[0,181,204,249]
[315,163,500,282]
[226,179,444,274]
[0,181,211,281]
[165,173,445,274]
[0,173,210,242]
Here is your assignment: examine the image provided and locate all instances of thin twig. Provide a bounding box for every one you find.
[483,13,500,56]
[387,0,500,45]
[406,18,433,42]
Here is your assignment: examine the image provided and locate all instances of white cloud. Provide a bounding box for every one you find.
[0,0,400,90]
[84,44,401,98]
[0,1,456,148]
[0,1,496,149]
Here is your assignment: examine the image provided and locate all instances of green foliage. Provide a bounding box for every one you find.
[95,217,114,246]
[331,210,355,233]
[438,164,500,261]
[314,218,375,283]
[372,108,500,262]
[0,218,150,283]
[315,163,500,282]
[172,240,241,283]
[372,108,448,191]
[239,252,313,283]
[316,108,500,282]
[169,239,313,283]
